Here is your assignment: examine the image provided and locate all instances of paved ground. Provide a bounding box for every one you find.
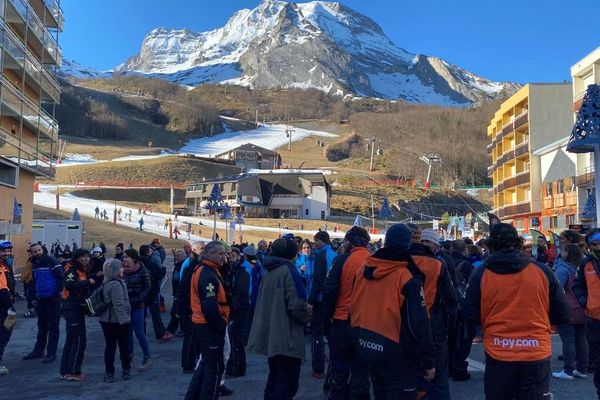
[1,297,596,400]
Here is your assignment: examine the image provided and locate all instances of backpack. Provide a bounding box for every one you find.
[84,284,110,316]
[33,267,60,299]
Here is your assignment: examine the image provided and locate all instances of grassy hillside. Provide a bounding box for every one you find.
[51,156,241,186]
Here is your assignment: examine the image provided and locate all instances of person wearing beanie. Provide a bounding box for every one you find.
[60,248,93,381]
[90,246,106,291]
[351,223,435,399]
[322,226,372,399]
[225,247,250,378]
[307,230,338,379]
[98,258,131,383]
[574,228,600,398]
[409,228,457,399]
[462,223,569,400]
[248,238,309,399]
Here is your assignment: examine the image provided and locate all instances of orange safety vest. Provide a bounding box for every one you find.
[333,247,371,321]
[350,256,414,344]
[583,259,600,320]
[61,263,88,300]
[480,262,551,362]
[411,255,442,314]
[191,260,230,325]
[0,262,8,291]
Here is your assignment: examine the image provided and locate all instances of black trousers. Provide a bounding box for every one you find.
[146,293,166,339]
[448,321,475,377]
[587,319,600,399]
[422,338,450,400]
[311,302,326,374]
[167,305,181,334]
[60,309,86,375]
[34,297,61,356]
[181,317,199,372]
[0,309,14,361]
[369,357,419,400]
[328,319,370,400]
[226,310,248,377]
[185,324,224,400]
[484,355,551,400]
[100,321,131,374]
[265,355,302,400]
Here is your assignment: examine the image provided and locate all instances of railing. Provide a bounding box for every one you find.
[0,77,58,141]
[0,125,55,178]
[43,0,64,31]
[8,0,62,65]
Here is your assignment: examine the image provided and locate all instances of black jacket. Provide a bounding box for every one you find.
[124,263,151,309]
[322,252,351,321]
[177,256,199,318]
[140,254,166,298]
[172,259,184,297]
[409,244,458,338]
[228,260,251,318]
[461,249,570,326]
[450,251,474,295]
[0,259,15,313]
[62,262,91,312]
[90,255,106,290]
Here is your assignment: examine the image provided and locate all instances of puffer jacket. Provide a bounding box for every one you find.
[124,262,151,309]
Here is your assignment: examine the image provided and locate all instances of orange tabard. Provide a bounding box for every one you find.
[411,255,442,314]
[61,263,88,300]
[583,260,600,320]
[191,262,230,325]
[333,247,371,320]
[481,262,551,362]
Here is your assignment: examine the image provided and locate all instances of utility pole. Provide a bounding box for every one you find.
[370,194,375,233]
[366,137,381,172]
[255,107,259,128]
[286,126,295,151]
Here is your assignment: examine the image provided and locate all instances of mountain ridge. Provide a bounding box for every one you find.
[62,0,520,105]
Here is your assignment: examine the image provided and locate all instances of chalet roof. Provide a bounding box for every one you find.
[214,143,278,158]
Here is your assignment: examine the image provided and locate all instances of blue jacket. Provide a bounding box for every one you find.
[242,258,264,309]
[554,258,577,289]
[307,244,337,304]
[295,253,313,275]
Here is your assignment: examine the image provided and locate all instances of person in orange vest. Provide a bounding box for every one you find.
[0,241,16,375]
[410,228,457,399]
[350,224,435,400]
[60,248,94,381]
[322,226,372,399]
[574,228,600,399]
[184,241,230,400]
[462,223,569,400]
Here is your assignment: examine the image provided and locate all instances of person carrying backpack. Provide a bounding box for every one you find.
[139,245,172,343]
[22,243,64,364]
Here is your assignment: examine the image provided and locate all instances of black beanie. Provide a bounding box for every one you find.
[314,231,331,244]
[384,224,412,250]
[344,226,370,247]
[271,238,298,260]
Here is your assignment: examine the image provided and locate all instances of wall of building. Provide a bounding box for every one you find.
[528,84,573,152]
[303,185,329,220]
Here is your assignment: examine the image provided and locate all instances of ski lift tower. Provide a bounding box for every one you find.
[286,126,295,151]
[419,153,441,189]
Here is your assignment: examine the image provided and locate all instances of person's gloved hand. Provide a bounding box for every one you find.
[3,308,16,330]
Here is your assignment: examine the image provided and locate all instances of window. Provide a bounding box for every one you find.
[550,216,558,229]
[545,183,552,196]
[305,209,309,216]
[0,160,17,188]
[566,214,576,226]
[556,180,564,194]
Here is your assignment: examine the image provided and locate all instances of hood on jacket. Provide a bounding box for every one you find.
[482,249,530,274]
[263,255,293,271]
[409,243,436,258]
[363,247,415,280]
[103,258,123,281]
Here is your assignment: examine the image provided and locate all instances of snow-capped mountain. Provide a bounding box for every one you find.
[59,59,112,80]
[67,0,520,105]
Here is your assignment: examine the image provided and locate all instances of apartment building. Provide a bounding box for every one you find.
[0,0,62,264]
[571,47,600,227]
[213,143,282,172]
[488,84,573,233]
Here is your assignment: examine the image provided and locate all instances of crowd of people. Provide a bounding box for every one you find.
[1,222,600,399]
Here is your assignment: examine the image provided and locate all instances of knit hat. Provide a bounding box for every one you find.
[344,226,370,247]
[92,246,102,253]
[243,245,257,256]
[384,224,413,251]
[314,231,331,244]
[271,238,298,260]
[103,258,123,281]
[488,223,520,250]
[421,229,439,244]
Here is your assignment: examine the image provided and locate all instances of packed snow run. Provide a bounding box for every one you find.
[179,123,338,157]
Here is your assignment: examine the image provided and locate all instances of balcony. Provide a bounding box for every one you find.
[5,0,62,65]
[498,201,531,219]
[0,126,55,178]
[576,166,594,186]
[30,0,64,31]
[0,77,58,141]
[492,110,529,147]
[1,24,60,102]
[496,170,529,193]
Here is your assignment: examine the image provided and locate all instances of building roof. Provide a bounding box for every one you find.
[214,143,278,158]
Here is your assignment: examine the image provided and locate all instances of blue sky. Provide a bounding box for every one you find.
[60,0,600,83]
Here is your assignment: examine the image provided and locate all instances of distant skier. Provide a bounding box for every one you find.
[94,206,100,219]
[139,217,145,231]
